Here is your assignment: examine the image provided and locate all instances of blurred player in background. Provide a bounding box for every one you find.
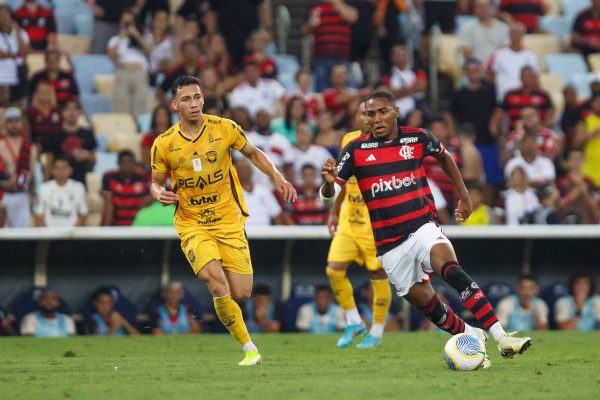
[321,90,532,364]
[150,76,296,366]
[326,100,391,349]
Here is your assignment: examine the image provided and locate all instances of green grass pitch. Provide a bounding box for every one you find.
[1,331,599,400]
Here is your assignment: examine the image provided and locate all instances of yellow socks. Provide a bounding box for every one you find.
[213,293,250,346]
[326,267,356,311]
[371,278,391,325]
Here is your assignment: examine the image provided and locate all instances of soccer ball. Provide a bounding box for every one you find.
[444,333,486,371]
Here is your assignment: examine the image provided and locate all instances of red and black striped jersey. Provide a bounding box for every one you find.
[309,2,353,60]
[102,171,149,226]
[335,126,445,255]
[14,5,56,50]
[501,88,553,131]
[498,0,543,32]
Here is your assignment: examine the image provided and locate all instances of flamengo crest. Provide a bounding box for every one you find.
[399,145,414,160]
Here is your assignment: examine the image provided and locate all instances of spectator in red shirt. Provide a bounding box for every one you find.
[141,104,173,168]
[102,150,150,226]
[243,29,277,79]
[571,0,600,56]
[498,0,545,33]
[491,66,554,137]
[284,164,328,225]
[323,64,364,129]
[289,69,324,122]
[507,107,559,160]
[556,150,599,224]
[26,81,61,152]
[29,48,79,107]
[301,0,358,91]
[14,0,56,50]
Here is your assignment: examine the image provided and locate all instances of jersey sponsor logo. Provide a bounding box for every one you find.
[361,142,379,149]
[337,152,351,171]
[399,145,415,160]
[208,119,221,125]
[208,133,222,143]
[205,150,218,164]
[365,154,377,162]
[399,136,418,144]
[371,172,417,197]
[177,170,224,190]
[168,143,181,153]
[188,193,219,206]
[197,207,222,225]
[347,194,364,204]
[187,249,196,265]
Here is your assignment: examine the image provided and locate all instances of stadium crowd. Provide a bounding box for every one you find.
[0,1,600,335]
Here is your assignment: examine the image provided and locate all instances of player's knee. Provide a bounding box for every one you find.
[326,266,346,279]
[231,288,252,302]
[368,269,388,280]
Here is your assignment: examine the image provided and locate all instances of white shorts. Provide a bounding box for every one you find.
[378,222,452,297]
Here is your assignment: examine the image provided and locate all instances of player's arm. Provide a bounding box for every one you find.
[320,158,343,203]
[326,185,346,238]
[435,150,472,222]
[239,140,297,203]
[150,171,178,205]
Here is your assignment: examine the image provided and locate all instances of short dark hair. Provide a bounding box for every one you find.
[517,274,538,284]
[367,90,395,104]
[568,271,596,298]
[52,155,70,166]
[457,123,476,138]
[315,284,332,294]
[301,164,316,173]
[63,99,81,110]
[254,284,272,296]
[118,150,135,163]
[172,75,202,97]
[179,37,201,52]
[94,288,113,301]
[427,116,446,129]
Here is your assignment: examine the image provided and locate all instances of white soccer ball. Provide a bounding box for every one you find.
[444,333,486,371]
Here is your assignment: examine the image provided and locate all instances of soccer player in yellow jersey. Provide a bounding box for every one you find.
[150,76,296,366]
[325,101,392,349]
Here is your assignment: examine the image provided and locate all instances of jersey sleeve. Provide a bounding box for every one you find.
[335,142,355,185]
[228,120,248,151]
[554,297,571,322]
[150,139,168,174]
[421,129,445,158]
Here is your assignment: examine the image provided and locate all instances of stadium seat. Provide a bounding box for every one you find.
[80,286,138,328]
[274,54,300,92]
[561,0,590,25]
[539,16,570,45]
[280,284,315,332]
[26,53,70,78]
[522,34,560,72]
[94,74,115,95]
[13,287,72,328]
[85,213,102,226]
[56,34,91,55]
[543,0,561,16]
[540,282,569,329]
[85,172,102,194]
[540,72,565,93]
[482,282,514,308]
[136,113,152,133]
[544,54,589,83]
[80,93,112,119]
[87,192,104,214]
[434,34,462,87]
[588,53,600,72]
[91,113,138,151]
[114,133,142,160]
[71,55,114,94]
[567,72,592,101]
[93,151,118,175]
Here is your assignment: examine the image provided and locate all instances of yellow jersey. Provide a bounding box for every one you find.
[151,115,249,231]
[582,115,600,187]
[337,130,373,238]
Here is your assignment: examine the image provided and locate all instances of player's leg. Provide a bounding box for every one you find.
[326,233,366,347]
[428,238,532,358]
[356,268,390,349]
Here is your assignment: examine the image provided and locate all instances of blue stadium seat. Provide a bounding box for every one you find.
[71,55,114,94]
[561,0,591,26]
[274,54,300,92]
[93,151,118,175]
[80,93,112,119]
[540,282,569,329]
[544,54,589,83]
[483,281,514,308]
[280,284,315,332]
[567,72,592,100]
[539,16,571,44]
[80,286,138,327]
[136,113,152,133]
[14,287,72,328]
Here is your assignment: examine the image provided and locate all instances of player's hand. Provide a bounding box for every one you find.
[321,158,338,184]
[155,187,179,205]
[455,197,473,223]
[274,175,297,203]
[326,213,338,238]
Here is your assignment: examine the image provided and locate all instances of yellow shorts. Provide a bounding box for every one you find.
[179,227,253,275]
[327,230,381,271]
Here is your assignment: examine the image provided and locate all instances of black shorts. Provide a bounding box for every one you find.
[423,1,457,34]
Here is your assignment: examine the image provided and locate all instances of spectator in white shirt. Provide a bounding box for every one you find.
[236,157,284,226]
[229,61,286,118]
[20,288,75,337]
[496,274,549,331]
[459,0,509,66]
[296,284,345,334]
[504,132,555,187]
[33,156,88,227]
[499,166,540,225]
[292,122,331,186]
[0,5,30,102]
[387,44,427,119]
[488,22,539,102]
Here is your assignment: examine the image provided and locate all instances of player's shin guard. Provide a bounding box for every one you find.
[213,294,250,345]
[441,261,499,330]
[326,267,356,311]
[418,294,465,334]
[370,278,391,325]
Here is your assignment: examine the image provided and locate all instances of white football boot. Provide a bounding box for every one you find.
[497,332,532,358]
[473,328,492,368]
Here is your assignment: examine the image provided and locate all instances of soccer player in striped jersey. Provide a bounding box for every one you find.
[326,100,392,349]
[320,90,532,362]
